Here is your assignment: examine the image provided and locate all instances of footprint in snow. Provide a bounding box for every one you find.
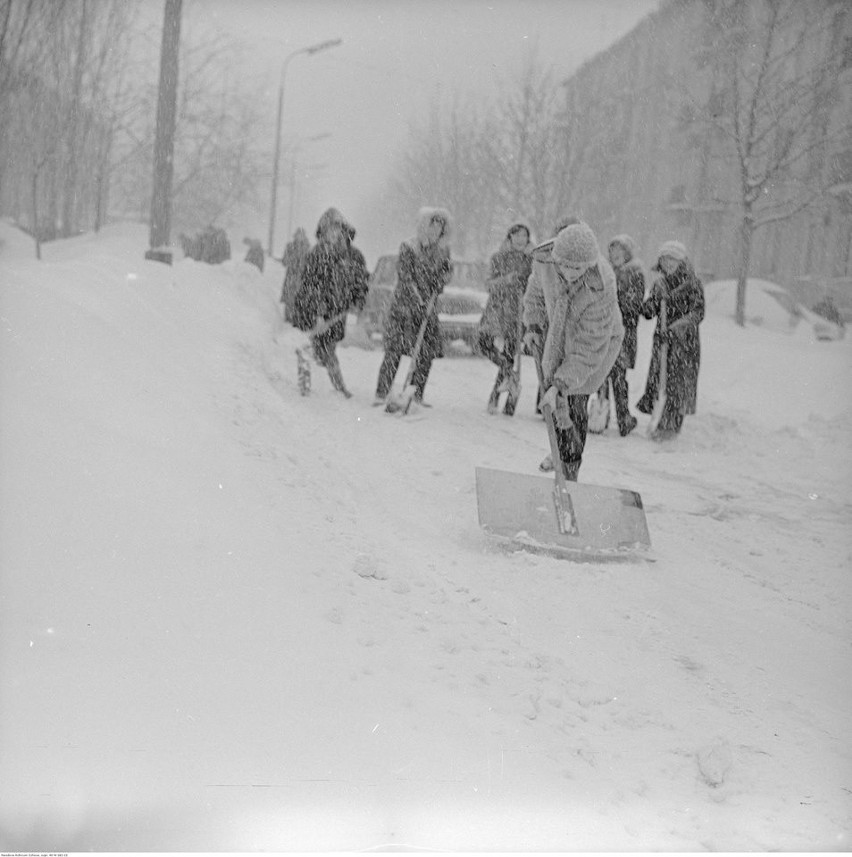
[352,552,388,581]
[696,739,733,788]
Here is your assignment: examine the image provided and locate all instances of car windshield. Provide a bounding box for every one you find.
[369,256,487,295]
[372,256,397,286]
[450,262,487,292]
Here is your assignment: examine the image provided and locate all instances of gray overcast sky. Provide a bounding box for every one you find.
[186,0,661,260]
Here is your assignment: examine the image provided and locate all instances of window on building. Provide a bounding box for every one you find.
[842,36,852,71]
[667,184,687,206]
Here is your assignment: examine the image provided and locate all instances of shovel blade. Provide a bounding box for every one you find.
[385,383,416,414]
[475,466,652,559]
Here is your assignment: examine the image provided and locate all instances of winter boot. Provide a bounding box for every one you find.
[562,461,580,481]
[619,415,638,437]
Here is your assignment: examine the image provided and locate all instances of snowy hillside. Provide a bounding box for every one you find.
[1,222,850,851]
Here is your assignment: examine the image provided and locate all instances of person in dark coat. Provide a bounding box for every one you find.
[478,222,533,415]
[635,240,705,440]
[374,207,453,407]
[293,208,369,397]
[280,228,311,323]
[601,234,645,436]
[243,237,264,272]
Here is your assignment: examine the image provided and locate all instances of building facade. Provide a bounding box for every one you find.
[558,0,852,313]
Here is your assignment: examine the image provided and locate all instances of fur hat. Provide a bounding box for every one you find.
[315,207,355,241]
[506,222,531,241]
[413,206,452,249]
[657,240,688,262]
[552,222,599,268]
[608,234,636,261]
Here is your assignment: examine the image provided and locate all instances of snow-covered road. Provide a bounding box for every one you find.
[1,223,849,850]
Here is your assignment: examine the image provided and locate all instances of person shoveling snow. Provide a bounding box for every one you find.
[476,222,651,559]
[292,208,369,398]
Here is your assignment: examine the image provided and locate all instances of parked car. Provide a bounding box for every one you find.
[358,254,489,352]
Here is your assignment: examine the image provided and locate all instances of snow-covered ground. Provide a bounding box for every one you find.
[1,222,850,851]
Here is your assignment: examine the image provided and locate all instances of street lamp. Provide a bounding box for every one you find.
[267,38,342,257]
[286,133,331,238]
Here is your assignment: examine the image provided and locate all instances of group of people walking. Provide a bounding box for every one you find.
[280,205,705,483]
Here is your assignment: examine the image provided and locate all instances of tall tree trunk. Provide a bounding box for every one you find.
[93,129,112,233]
[735,210,754,327]
[61,0,89,238]
[147,0,182,262]
[31,167,41,260]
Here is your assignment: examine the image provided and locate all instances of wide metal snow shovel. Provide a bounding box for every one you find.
[385,293,439,415]
[475,350,652,560]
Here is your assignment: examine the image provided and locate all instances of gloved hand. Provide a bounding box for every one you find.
[523,328,542,354]
[666,318,690,340]
[540,385,559,413]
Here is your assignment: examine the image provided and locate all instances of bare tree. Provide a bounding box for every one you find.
[690,0,851,325]
[382,95,493,257]
[13,70,64,256]
[382,52,570,257]
[484,51,567,240]
[0,0,67,207]
[107,13,271,238]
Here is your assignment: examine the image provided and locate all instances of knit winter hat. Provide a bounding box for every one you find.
[657,240,688,262]
[552,222,599,268]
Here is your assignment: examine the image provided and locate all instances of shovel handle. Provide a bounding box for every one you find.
[647,298,668,436]
[403,292,439,385]
[532,349,579,536]
[309,309,348,338]
[385,293,439,416]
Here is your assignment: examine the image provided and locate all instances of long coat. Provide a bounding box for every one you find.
[281,229,311,315]
[523,247,624,396]
[607,235,645,369]
[383,207,453,362]
[478,226,533,342]
[636,260,705,416]
[293,209,369,349]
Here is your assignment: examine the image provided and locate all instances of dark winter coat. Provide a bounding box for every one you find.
[478,223,533,342]
[607,235,645,369]
[293,209,369,348]
[281,228,311,314]
[383,207,453,362]
[637,259,705,416]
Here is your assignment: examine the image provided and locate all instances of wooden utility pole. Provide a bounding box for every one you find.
[146,0,182,264]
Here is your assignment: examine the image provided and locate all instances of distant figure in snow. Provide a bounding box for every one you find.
[280,228,311,323]
[597,234,646,437]
[243,237,264,272]
[200,226,230,264]
[635,240,705,441]
[478,222,533,415]
[374,207,453,408]
[292,209,369,397]
[522,221,623,481]
[811,294,845,331]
